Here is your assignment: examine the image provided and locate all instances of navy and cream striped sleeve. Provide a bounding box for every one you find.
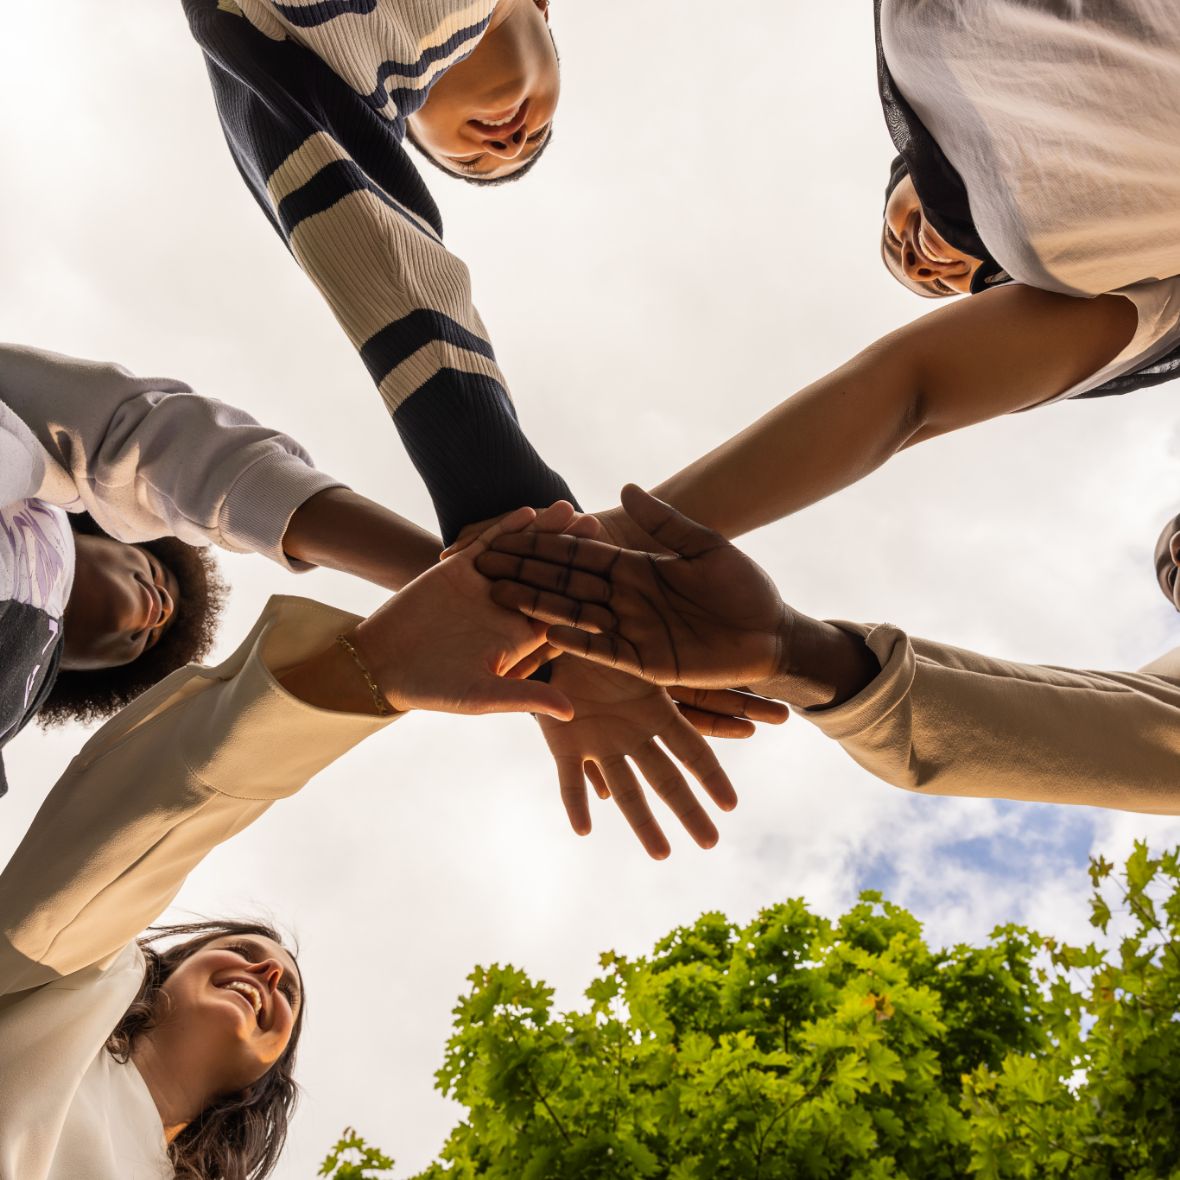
[184,0,577,543]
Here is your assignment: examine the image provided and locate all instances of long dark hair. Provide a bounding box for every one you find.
[107,920,305,1180]
[39,514,229,728]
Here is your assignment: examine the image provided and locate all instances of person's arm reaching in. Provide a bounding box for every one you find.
[599,285,1138,544]
[182,4,779,852]
[0,344,440,589]
[480,486,1180,814]
[0,506,573,997]
[184,6,575,547]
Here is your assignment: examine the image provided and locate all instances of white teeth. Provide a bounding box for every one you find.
[481,111,517,127]
[223,979,263,1017]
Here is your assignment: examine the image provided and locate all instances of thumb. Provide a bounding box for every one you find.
[465,677,575,721]
[619,484,724,559]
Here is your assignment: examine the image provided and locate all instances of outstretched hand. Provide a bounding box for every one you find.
[536,656,739,860]
[476,485,790,690]
[347,504,579,720]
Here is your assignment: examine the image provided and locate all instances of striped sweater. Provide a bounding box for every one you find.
[184,0,576,543]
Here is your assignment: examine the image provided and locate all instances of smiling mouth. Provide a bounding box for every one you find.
[468,99,528,138]
[219,979,264,1025]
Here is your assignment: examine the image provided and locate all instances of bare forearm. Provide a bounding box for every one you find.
[648,287,1136,541]
[283,487,441,590]
[650,346,918,539]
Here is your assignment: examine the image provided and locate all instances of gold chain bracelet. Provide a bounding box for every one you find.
[335,633,393,716]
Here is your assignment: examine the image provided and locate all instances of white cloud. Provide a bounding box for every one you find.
[2,2,1178,1176]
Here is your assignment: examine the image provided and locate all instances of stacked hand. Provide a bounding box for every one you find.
[346,504,578,719]
[476,485,793,691]
[431,496,789,859]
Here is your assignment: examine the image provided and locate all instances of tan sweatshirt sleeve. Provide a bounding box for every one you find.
[0,595,393,997]
[802,623,1180,814]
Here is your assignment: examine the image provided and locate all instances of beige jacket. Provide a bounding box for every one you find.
[0,597,392,1180]
[806,624,1180,813]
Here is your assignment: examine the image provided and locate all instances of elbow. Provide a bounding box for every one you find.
[893,386,930,452]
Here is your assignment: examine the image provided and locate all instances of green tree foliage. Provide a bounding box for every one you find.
[318,1127,396,1179]
[320,844,1180,1179]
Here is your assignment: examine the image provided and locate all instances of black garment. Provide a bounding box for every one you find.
[0,600,63,798]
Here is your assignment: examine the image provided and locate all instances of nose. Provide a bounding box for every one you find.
[480,125,529,161]
[253,957,284,989]
[901,217,968,285]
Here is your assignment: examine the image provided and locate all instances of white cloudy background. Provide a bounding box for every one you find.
[3,2,1180,1175]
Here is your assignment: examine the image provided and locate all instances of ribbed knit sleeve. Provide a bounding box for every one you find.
[803,623,1180,814]
[184,0,576,543]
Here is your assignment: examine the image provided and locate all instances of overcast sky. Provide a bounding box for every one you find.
[4,2,1180,1175]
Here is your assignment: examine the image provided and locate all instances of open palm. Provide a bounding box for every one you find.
[477,486,788,690]
[537,656,739,860]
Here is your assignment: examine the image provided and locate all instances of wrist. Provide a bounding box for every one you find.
[348,617,414,715]
[753,609,879,710]
[278,630,402,716]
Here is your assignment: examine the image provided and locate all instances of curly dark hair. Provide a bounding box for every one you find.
[38,515,229,728]
[107,919,305,1180]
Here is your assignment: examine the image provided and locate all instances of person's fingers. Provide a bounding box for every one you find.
[597,756,671,860]
[556,755,592,836]
[631,741,719,850]
[478,552,614,606]
[544,626,654,680]
[566,514,604,540]
[504,642,559,681]
[487,531,624,577]
[668,686,791,726]
[584,760,611,800]
[489,582,617,634]
[530,500,577,534]
[454,505,540,563]
[465,677,574,721]
[676,705,757,739]
[440,502,575,560]
[658,717,739,812]
[619,484,725,561]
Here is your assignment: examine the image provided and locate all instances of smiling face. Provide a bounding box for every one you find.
[61,533,179,671]
[882,172,982,298]
[158,935,303,1094]
[407,0,559,180]
[1153,513,1180,610]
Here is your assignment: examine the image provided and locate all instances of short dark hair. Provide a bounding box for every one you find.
[405,27,559,187]
[107,919,304,1180]
[38,515,229,728]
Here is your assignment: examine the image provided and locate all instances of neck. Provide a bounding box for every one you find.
[131,1035,217,1145]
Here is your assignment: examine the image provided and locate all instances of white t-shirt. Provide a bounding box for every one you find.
[882,0,1180,399]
